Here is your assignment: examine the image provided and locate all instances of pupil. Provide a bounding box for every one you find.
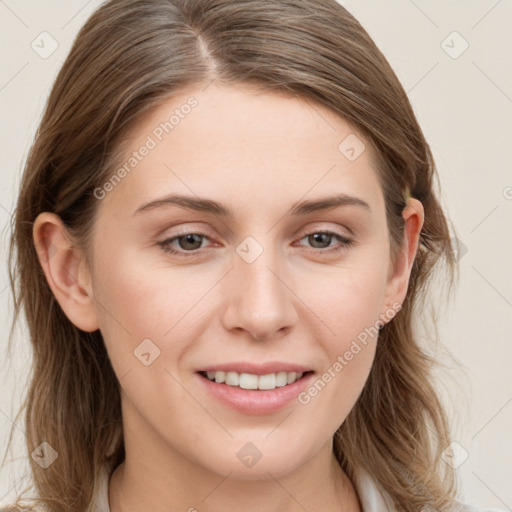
[180,234,202,250]
[310,233,330,248]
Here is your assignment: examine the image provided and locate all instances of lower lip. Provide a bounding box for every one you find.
[196,372,315,415]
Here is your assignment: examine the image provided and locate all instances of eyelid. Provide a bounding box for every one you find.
[294,222,353,240]
[157,224,354,258]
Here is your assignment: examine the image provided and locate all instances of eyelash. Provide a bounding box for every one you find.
[157,229,354,258]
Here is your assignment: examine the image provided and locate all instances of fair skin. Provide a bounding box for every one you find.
[33,83,424,512]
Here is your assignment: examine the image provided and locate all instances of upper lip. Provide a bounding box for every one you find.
[197,362,314,376]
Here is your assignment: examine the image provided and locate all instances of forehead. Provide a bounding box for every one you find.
[99,83,383,216]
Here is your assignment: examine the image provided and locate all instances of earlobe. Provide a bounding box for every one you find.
[33,212,100,332]
[382,198,425,312]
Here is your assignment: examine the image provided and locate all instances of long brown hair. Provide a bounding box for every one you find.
[3,0,459,510]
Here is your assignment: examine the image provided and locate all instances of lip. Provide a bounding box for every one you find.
[196,370,315,415]
[196,361,313,376]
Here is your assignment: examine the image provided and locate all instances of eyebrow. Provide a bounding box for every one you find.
[132,193,371,217]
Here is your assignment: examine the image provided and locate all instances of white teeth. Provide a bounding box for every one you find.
[204,370,306,390]
[214,371,225,383]
[225,371,239,386]
[276,371,288,387]
[239,373,258,389]
[258,373,276,390]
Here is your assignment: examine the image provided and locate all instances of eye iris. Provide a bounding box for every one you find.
[178,234,203,250]
[309,233,332,249]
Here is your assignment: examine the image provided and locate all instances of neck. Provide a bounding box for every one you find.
[109,443,361,512]
[108,399,362,512]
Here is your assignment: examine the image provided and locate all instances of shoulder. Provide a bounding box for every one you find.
[351,466,505,512]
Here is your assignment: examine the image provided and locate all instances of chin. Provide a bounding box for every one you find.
[199,446,308,481]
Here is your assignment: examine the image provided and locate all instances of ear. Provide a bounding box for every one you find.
[33,212,99,332]
[382,198,425,314]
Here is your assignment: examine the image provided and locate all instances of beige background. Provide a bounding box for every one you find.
[1,0,511,509]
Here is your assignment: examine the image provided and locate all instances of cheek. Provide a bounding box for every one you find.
[303,254,390,339]
[90,244,224,382]
[88,233,388,470]
[294,257,388,415]
[93,239,390,355]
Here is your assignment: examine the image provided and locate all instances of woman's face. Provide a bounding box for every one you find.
[65,84,416,479]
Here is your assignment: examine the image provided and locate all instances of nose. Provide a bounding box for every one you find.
[221,238,298,341]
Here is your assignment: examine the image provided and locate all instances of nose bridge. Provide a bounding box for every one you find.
[223,234,297,339]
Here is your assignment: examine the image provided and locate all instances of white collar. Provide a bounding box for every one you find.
[93,464,490,512]
[93,464,395,512]
[351,465,396,510]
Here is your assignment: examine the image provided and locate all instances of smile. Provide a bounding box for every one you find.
[196,369,316,415]
[200,370,309,390]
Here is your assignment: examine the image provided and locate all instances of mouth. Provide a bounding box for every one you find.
[197,370,314,391]
[196,368,316,415]
[194,361,316,414]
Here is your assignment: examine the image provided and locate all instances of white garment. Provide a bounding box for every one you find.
[93,463,504,512]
